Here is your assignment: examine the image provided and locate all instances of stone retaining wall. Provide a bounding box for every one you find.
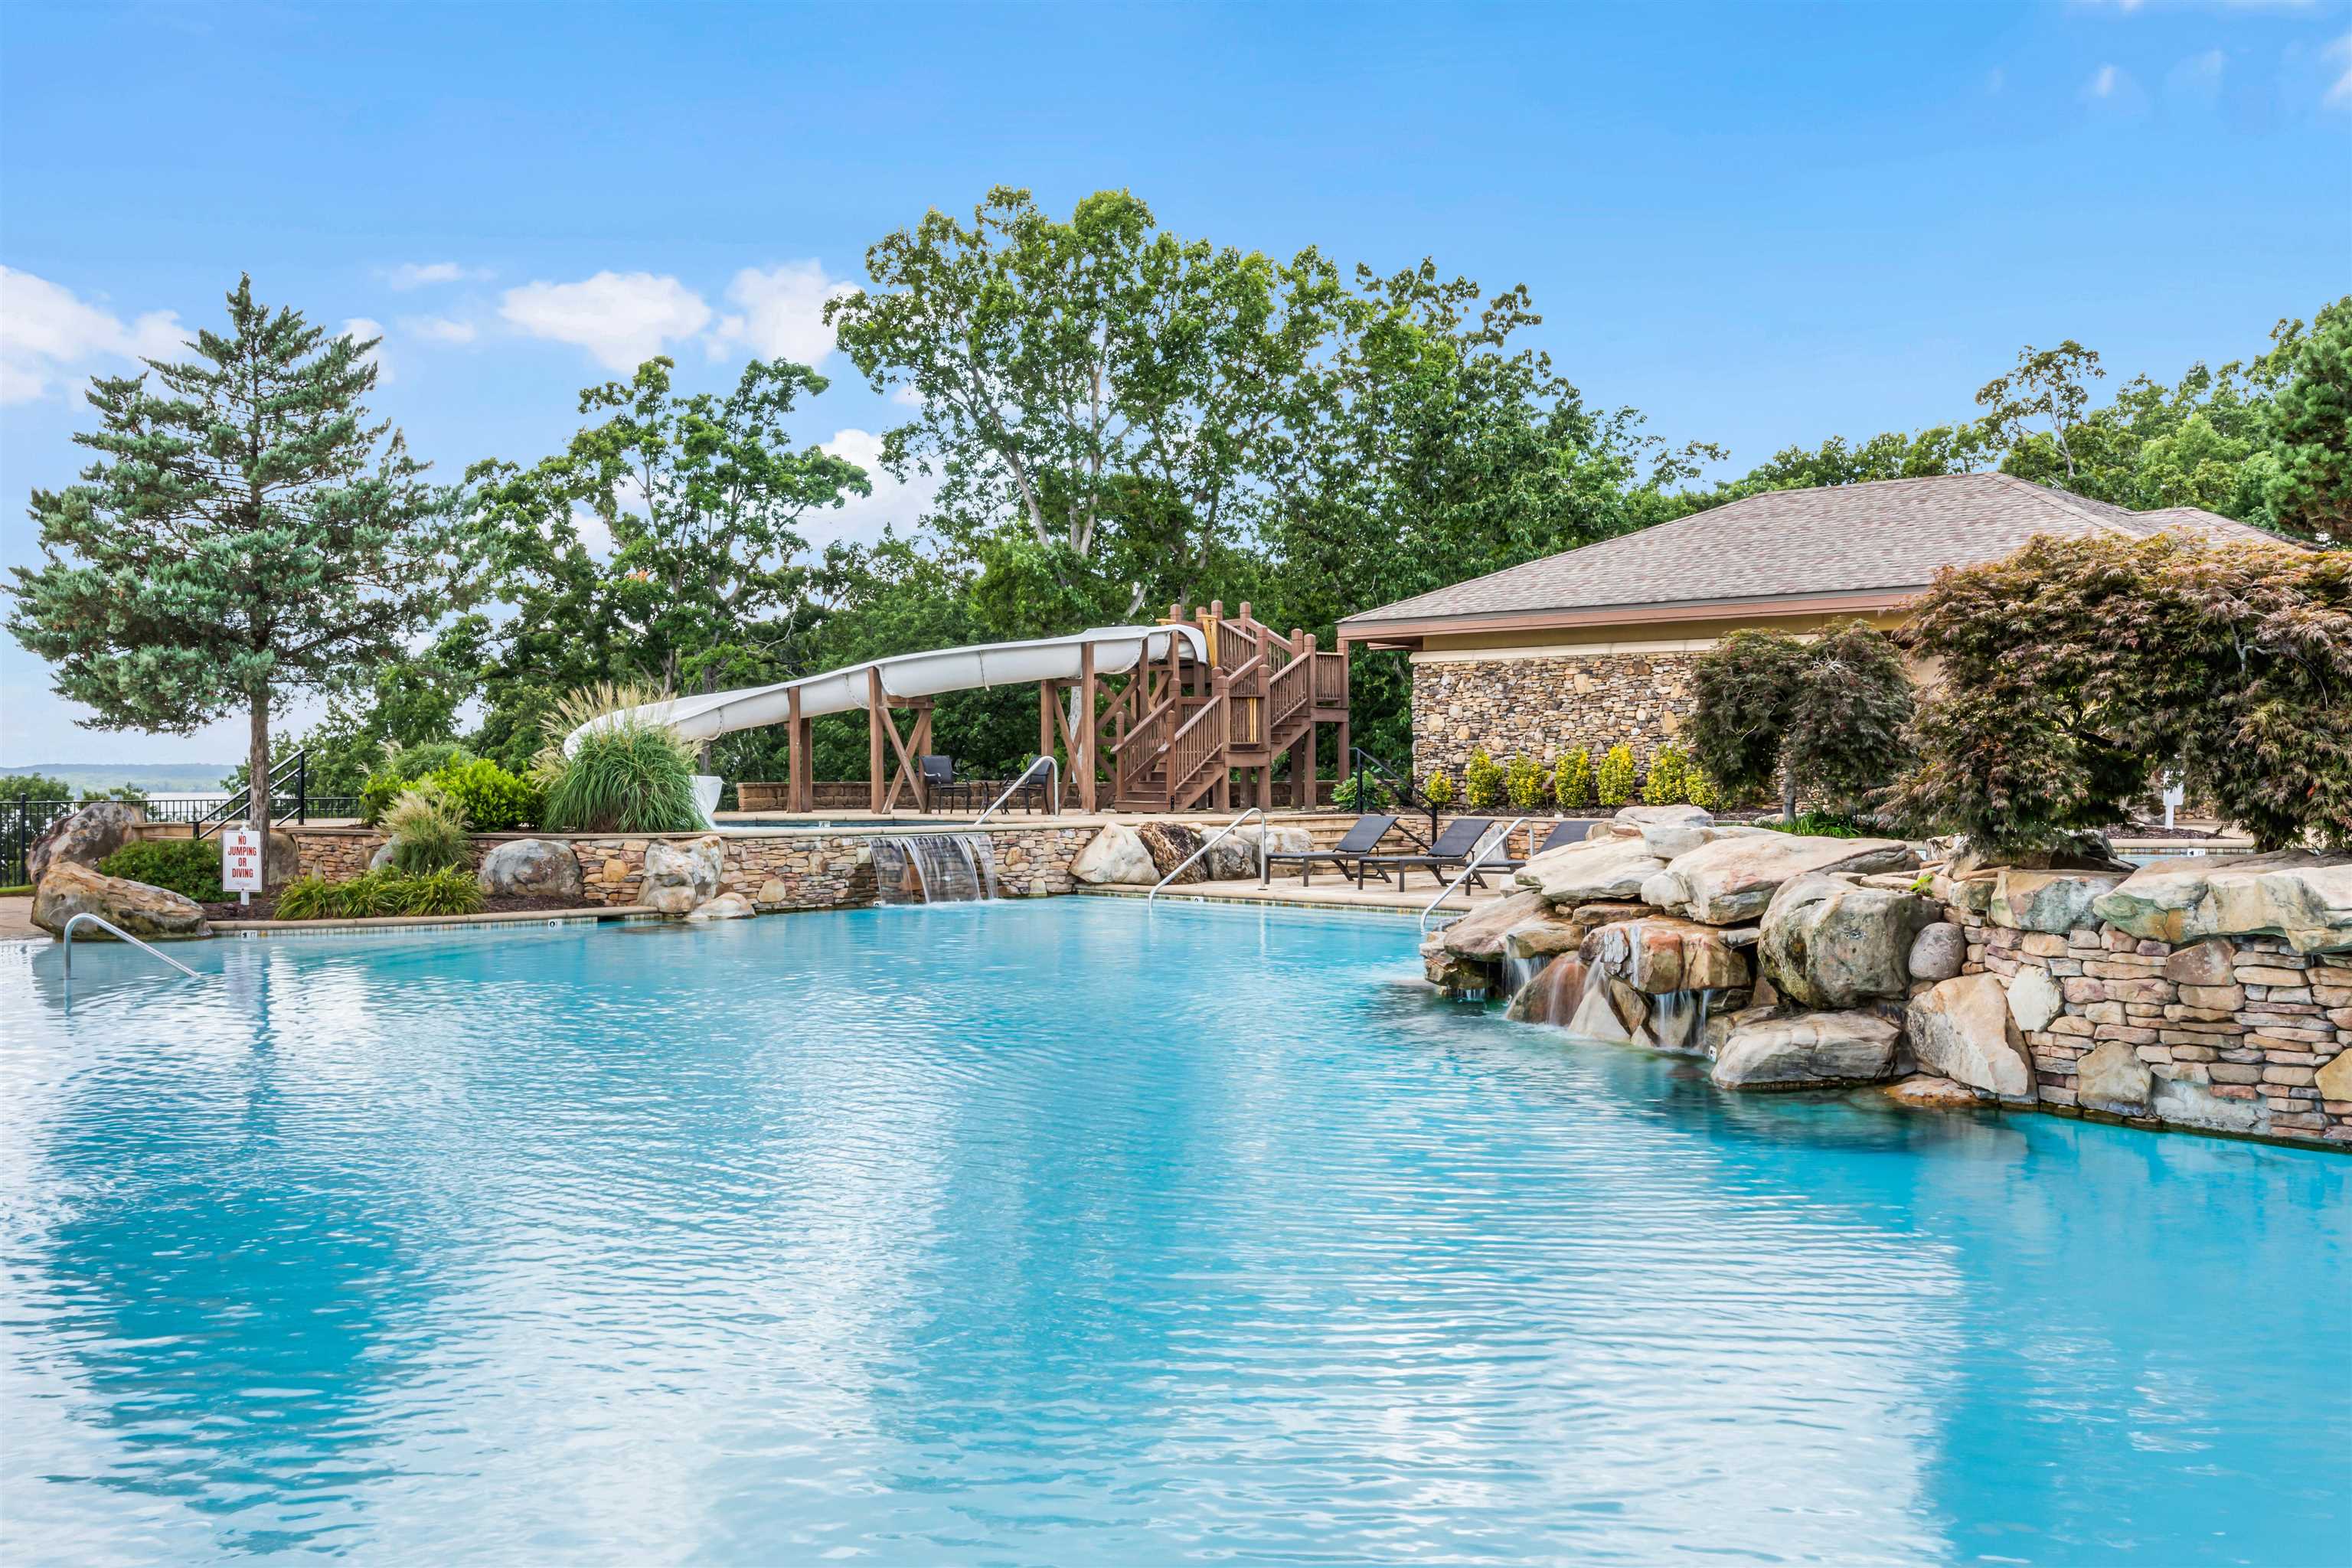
[1952,892,2350,1145]
[1410,652,1698,781]
[278,823,1101,910]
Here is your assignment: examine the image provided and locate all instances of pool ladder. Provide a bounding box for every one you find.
[61,912,200,982]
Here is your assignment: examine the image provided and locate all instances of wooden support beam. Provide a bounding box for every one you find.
[1040,681,1056,769]
[1077,640,1097,812]
[877,697,927,813]
[787,684,810,812]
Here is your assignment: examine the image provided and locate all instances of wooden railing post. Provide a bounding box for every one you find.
[867,667,886,815]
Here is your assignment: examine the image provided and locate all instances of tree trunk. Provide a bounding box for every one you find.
[1779,754,1798,825]
[248,691,273,890]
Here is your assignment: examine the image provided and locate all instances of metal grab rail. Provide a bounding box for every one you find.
[1419,815,1530,934]
[1146,807,1266,903]
[972,755,1061,828]
[61,912,201,980]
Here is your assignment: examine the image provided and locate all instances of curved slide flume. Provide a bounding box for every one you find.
[564,624,1208,753]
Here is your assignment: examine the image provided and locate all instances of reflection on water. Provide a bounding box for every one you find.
[2,906,2345,1564]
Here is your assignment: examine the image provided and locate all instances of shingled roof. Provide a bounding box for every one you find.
[1338,472,2287,633]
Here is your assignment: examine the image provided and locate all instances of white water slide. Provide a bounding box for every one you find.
[565,623,1208,753]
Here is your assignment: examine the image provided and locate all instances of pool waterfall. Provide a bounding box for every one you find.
[871,832,996,903]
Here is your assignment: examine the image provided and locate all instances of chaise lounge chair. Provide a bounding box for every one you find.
[1352,815,1507,890]
[1263,814,1406,887]
[1494,818,1609,869]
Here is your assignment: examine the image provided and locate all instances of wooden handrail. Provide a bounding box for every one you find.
[1108,696,1178,756]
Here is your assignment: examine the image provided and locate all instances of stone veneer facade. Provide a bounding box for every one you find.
[1410,651,1700,782]
[278,824,1102,910]
[1950,893,2350,1146]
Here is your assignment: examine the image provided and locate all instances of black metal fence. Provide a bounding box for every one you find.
[2,779,364,887]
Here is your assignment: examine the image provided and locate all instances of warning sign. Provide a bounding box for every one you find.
[222,827,264,893]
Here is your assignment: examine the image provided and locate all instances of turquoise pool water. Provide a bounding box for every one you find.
[3,901,2344,1564]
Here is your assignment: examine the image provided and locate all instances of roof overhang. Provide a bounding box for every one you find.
[1334,586,1922,651]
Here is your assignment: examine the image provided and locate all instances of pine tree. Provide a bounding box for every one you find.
[2265,296,2350,545]
[8,276,465,885]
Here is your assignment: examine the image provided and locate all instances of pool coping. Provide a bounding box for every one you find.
[210,904,662,936]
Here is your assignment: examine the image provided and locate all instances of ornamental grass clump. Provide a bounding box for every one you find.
[382,783,471,874]
[1595,743,1638,807]
[391,867,484,916]
[534,683,704,835]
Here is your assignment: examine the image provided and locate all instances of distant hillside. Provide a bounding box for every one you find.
[0,763,235,795]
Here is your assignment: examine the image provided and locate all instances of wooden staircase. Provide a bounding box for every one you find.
[1090,601,1351,815]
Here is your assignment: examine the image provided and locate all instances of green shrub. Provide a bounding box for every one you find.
[1596,743,1638,807]
[1462,749,1504,811]
[96,838,225,901]
[1754,809,1867,839]
[1423,769,1457,808]
[391,867,484,916]
[272,874,333,920]
[1642,744,1691,805]
[1553,747,1594,809]
[536,686,704,834]
[361,740,474,826]
[382,785,471,874]
[431,758,541,832]
[1331,772,1399,812]
[1504,753,1547,812]
[1686,767,1723,812]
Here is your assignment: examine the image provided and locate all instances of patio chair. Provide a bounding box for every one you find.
[1353,815,1505,890]
[1493,818,1609,869]
[920,754,958,812]
[1263,813,1406,887]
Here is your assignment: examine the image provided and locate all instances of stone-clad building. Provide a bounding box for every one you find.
[1334,472,2276,782]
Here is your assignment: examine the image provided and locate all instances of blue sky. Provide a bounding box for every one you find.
[4,0,2347,766]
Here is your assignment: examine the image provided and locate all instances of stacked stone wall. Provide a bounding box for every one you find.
[270,824,1100,910]
[1410,652,1698,782]
[1952,898,2350,1145]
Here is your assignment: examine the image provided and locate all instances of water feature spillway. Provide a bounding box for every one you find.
[871,832,996,903]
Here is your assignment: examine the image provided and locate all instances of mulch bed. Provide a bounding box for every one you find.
[199,891,598,922]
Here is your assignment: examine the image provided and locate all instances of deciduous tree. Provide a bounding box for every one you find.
[1687,623,1913,822]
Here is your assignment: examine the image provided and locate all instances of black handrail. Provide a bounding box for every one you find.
[195,749,309,838]
[1348,746,1440,841]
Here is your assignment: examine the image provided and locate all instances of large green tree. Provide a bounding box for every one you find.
[8,277,464,878]
[826,186,1343,626]
[462,355,869,769]
[1685,622,1915,821]
[1260,262,1717,764]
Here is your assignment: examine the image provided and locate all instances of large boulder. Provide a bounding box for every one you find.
[1567,972,1650,1044]
[1759,872,1936,1007]
[2150,1073,2265,1135]
[1709,1010,1903,1090]
[1946,831,2131,878]
[2006,966,2064,1033]
[684,891,756,922]
[1610,804,1713,834]
[1642,833,1919,926]
[640,835,724,915]
[1135,821,1207,884]
[1203,824,1312,881]
[1988,868,2128,935]
[1635,821,1770,862]
[28,800,147,886]
[1583,915,1751,995]
[1506,953,1588,1026]
[1436,890,1557,962]
[477,838,586,901]
[31,860,211,940]
[2075,1039,2154,1117]
[1906,973,2034,1099]
[2091,851,2352,955]
[1070,823,1157,886]
[1907,922,1965,982]
[1515,835,1668,906]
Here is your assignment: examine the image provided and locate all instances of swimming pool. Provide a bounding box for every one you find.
[4,901,2344,1563]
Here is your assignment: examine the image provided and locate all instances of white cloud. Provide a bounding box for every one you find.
[890,381,926,407]
[808,427,940,552]
[499,271,712,371]
[2326,31,2352,108]
[402,314,479,344]
[707,261,855,366]
[385,260,488,291]
[0,266,185,404]
[341,317,390,382]
[2167,47,2227,103]
[2087,63,2123,96]
[2081,62,2151,112]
